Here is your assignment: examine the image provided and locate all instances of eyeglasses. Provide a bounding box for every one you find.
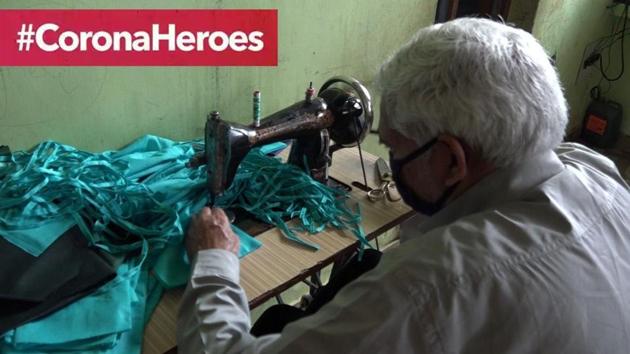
[388,138,438,165]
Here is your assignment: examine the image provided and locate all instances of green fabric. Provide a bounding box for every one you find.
[153,224,262,289]
[11,268,133,343]
[212,148,370,252]
[152,141,371,288]
[0,217,75,258]
[258,141,288,155]
[0,136,262,257]
[1,135,368,354]
[107,267,148,354]
[152,244,190,289]
[0,249,166,354]
[1,333,121,353]
[1,251,144,353]
[1,242,151,354]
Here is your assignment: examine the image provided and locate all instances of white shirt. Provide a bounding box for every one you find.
[177,143,630,353]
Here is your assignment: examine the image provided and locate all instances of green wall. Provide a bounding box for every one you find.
[531,0,616,134]
[0,0,437,159]
[5,0,618,154]
[602,5,630,135]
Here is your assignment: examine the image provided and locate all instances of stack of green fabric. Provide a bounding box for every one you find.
[0,135,368,353]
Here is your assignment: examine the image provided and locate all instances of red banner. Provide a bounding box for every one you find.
[0,9,277,66]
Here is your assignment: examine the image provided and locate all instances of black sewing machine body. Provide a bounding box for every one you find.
[194,76,374,204]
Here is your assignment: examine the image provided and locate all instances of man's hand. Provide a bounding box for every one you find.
[186,207,240,259]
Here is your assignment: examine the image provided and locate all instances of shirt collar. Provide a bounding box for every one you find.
[400,149,566,243]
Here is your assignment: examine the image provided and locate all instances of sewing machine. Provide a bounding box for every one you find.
[192,76,374,204]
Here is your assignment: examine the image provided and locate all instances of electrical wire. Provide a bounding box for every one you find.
[598,28,615,96]
[575,7,626,85]
[596,26,629,53]
[594,6,628,52]
[599,4,629,82]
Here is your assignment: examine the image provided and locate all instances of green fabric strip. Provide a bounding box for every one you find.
[213,147,371,252]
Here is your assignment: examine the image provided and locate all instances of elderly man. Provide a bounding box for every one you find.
[178,18,630,353]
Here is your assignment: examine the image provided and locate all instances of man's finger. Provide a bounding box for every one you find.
[211,208,229,224]
[200,206,212,218]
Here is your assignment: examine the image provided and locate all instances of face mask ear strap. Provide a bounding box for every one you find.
[437,181,459,206]
[397,138,438,165]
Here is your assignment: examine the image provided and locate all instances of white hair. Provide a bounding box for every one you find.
[376,18,568,167]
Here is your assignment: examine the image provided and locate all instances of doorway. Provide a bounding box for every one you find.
[435,0,512,23]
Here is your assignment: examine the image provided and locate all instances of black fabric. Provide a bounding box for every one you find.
[250,249,382,336]
[250,305,306,336]
[304,249,381,314]
[0,226,116,335]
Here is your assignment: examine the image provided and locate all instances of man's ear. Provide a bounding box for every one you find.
[437,134,467,187]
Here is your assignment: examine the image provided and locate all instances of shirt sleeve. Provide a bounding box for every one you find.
[176,249,440,354]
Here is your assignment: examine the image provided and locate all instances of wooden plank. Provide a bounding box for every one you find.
[500,0,512,19]
[448,0,460,20]
[142,147,413,354]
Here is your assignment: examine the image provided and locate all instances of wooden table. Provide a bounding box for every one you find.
[142,147,414,354]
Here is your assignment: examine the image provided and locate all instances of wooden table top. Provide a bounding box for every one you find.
[142,147,414,354]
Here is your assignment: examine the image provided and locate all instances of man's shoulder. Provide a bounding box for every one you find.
[384,205,572,289]
[385,179,628,295]
[377,142,630,292]
[555,142,628,189]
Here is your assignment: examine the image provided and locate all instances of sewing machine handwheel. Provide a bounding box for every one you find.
[319,76,374,147]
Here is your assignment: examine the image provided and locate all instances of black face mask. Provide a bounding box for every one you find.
[389,138,459,215]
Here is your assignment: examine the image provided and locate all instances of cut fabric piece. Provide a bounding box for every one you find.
[104,267,150,354]
[0,216,74,257]
[153,224,262,289]
[0,226,116,336]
